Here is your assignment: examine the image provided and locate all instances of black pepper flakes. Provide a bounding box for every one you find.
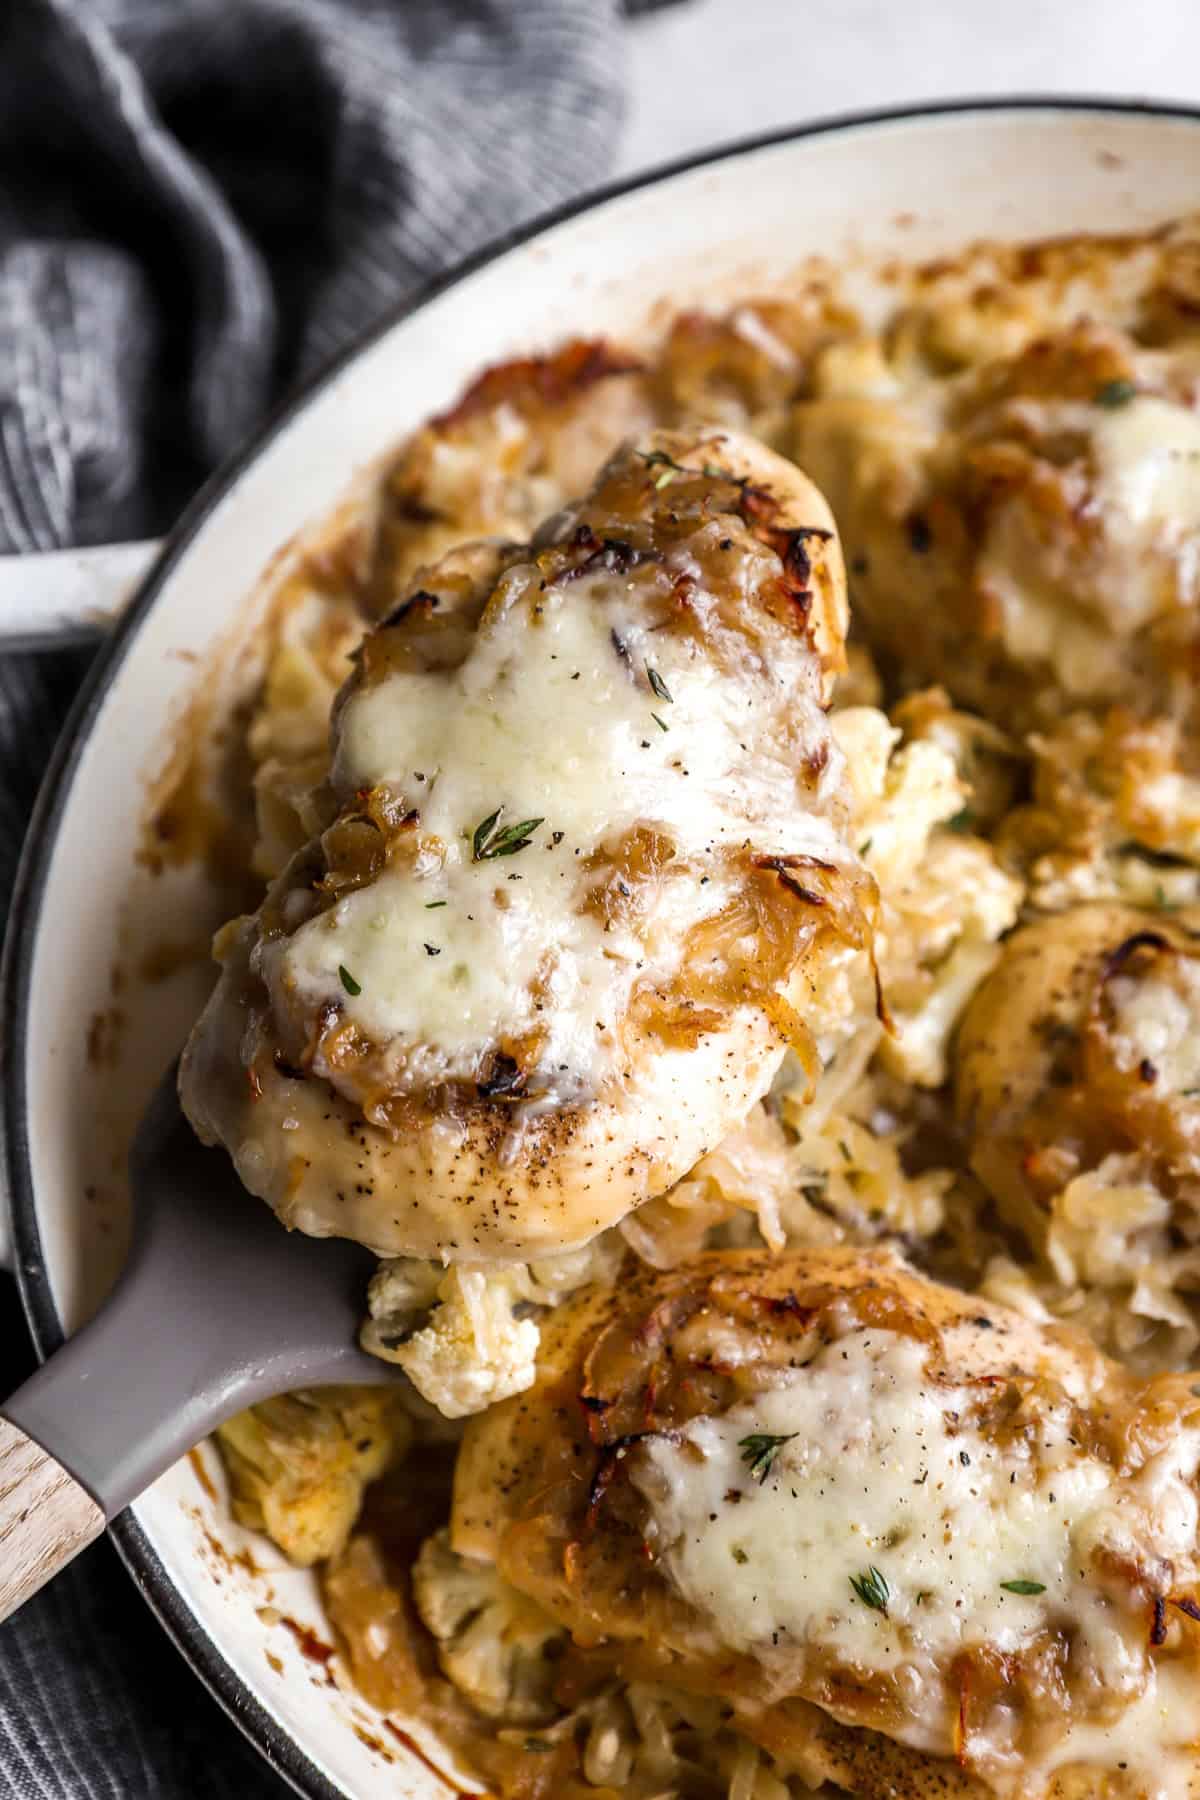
[907,513,932,553]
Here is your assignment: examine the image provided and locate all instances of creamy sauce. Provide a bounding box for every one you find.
[272,559,844,1096]
[636,1329,1200,1773]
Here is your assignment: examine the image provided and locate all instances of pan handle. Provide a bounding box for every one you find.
[0,540,161,653]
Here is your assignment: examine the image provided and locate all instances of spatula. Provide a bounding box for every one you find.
[0,1066,387,1620]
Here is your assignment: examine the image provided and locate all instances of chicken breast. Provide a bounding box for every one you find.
[955,904,1200,1241]
[453,1245,1200,1800]
[180,430,872,1260]
[792,318,1200,732]
[955,905,1200,1358]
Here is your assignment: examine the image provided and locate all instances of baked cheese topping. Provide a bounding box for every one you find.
[180,432,864,1261]
[1092,395,1200,611]
[980,393,1200,696]
[1108,957,1200,1100]
[1038,1665,1200,1800]
[270,517,845,1100]
[636,1329,1200,1766]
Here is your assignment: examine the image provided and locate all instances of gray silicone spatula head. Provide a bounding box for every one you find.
[3,1063,390,1523]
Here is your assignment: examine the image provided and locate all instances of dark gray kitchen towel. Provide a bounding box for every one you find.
[0,0,648,1792]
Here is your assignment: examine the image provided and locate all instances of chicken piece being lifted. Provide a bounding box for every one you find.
[451,1245,1200,1800]
[181,431,872,1261]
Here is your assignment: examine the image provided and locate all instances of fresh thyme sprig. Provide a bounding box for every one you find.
[849,1566,890,1614]
[737,1431,797,1485]
[1095,378,1137,409]
[647,665,673,704]
[637,448,688,489]
[472,809,544,861]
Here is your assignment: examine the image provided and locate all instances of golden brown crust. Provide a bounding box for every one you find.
[955,904,1200,1252]
[453,1247,1200,1796]
[180,430,867,1260]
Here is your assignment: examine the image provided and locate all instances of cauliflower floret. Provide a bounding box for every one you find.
[833,706,963,885]
[833,704,1025,1086]
[412,1529,565,1723]
[363,1257,443,1322]
[216,1388,410,1566]
[361,1236,626,1419]
[363,1264,539,1419]
[891,685,1025,832]
[879,833,1025,1087]
[523,1235,626,1306]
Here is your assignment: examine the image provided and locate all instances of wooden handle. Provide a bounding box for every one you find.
[0,1417,105,1620]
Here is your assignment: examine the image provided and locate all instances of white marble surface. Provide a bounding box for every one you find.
[621,0,1200,177]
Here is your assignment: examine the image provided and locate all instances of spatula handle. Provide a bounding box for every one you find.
[0,1418,104,1621]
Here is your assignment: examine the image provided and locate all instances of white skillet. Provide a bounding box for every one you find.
[5,99,1200,1800]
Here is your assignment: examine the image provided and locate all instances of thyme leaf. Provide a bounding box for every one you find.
[849,1566,890,1614]
[1095,378,1137,409]
[338,965,361,997]
[472,807,502,859]
[1000,1579,1046,1595]
[647,665,673,703]
[738,1431,797,1485]
[637,448,688,489]
[650,713,669,733]
[472,809,544,860]
[487,817,544,856]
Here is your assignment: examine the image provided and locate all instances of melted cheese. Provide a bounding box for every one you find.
[1109,960,1200,1098]
[1092,396,1200,582]
[274,560,844,1096]
[1041,1664,1200,1800]
[978,543,1119,699]
[979,393,1200,696]
[636,1330,1200,1772]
